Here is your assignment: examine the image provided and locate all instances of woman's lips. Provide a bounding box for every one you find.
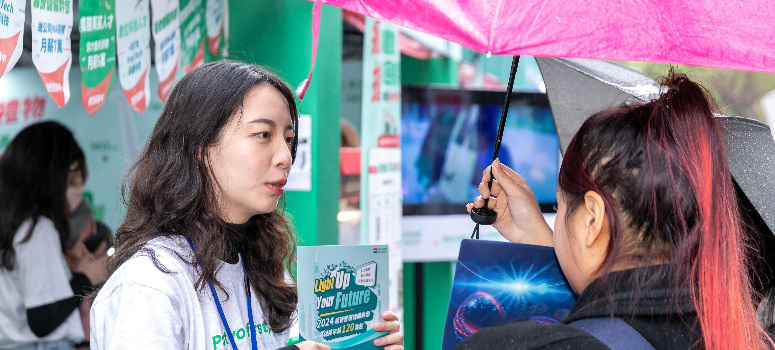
[266,180,286,195]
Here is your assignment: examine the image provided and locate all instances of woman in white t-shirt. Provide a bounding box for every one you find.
[0,121,108,350]
[90,62,403,350]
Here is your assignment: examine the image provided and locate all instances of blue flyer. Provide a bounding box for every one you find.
[297,245,389,349]
[442,239,577,349]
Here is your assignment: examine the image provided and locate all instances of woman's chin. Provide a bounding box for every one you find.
[256,201,282,215]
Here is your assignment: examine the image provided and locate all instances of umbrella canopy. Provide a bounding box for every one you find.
[320,0,775,74]
[719,116,775,237]
[535,57,663,153]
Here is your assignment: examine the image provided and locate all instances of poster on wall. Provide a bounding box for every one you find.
[367,148,401,248]
[204,0,224,57]
[115,0,151,114]
[0,0,25,78]
[78,0,116,116]
[150,0,180,101]
[179,0,205,73]
[31,0,73,108]
[360,17,402,327]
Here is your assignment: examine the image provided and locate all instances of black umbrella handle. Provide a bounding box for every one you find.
[471,56,520,238]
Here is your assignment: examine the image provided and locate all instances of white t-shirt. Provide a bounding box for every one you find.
[0,217,85,349]
[90,237,290,350]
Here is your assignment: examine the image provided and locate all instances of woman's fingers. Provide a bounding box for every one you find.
[490,159,527,197]
[373,320,400,333]
[296,341,331,350]
[481,165,493,184]
[380,310,399,322]
[373,332,403,347]
[498,161,532,193]
[373,312,403,347]
[478,180,491,199]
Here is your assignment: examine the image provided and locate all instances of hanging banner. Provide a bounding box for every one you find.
[360,17,403,328]
[179,0,204,73]
[78,0,116,116]
[0,0,25,78]
[31,0,73,108]
[115,0,150,114]
[150,0,180,101]
[204,0,224,57]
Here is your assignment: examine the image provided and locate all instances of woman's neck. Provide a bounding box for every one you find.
[224,221,249,264]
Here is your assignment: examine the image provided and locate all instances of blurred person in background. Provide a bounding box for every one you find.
[62,148,112,350]
[0,121,108,350]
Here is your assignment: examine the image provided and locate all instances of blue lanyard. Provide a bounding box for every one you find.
[187,237,258,350]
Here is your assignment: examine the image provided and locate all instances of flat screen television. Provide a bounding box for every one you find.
[402,87,559,215]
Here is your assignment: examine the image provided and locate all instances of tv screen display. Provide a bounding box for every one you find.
[402,87,559,215]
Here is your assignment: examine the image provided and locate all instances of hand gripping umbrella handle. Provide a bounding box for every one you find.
[471,56,520,238]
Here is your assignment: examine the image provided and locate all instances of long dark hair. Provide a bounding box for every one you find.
[0,121,86,270]
[107,61,300,332]
[558,70,763,348]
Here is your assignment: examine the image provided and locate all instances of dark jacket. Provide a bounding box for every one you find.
[456,265,701,349]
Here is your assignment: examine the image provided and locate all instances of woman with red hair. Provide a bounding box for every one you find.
[461,71,768,349]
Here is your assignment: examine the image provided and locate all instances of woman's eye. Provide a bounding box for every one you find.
[254,132,271,139]
[285,137,294,144]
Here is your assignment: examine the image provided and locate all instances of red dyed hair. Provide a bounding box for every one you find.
[558,70,764,349]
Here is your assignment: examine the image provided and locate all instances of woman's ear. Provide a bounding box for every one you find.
[581,191,609,249]
[197,148,209,168]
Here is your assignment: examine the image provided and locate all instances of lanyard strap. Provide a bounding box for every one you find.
[243,256,258,350]
[186,237,258,350]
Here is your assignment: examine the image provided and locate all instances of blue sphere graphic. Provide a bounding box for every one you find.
[453,291,506,338]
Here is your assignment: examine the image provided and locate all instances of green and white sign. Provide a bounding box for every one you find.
[180,0,205,73]
[150,0,180,101]
[204,0,224,57]
[31,0,73,108]
[360,17,402,328]
[0,0,25,78]
[115,0,150,114]
[78,0,116,116]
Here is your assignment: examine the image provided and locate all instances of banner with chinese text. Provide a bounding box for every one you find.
[150,0,179,101]
[360,17,402,329]
[179,0,204,73]
[31,0,73,108]
[0,0,25,78]
[78,0,115,116]
[204,0,224,57]
[115,0,150,113]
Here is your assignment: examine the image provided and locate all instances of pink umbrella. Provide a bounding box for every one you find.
[316,0,775,74]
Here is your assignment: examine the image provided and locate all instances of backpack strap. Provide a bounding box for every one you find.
[569,317,655,350]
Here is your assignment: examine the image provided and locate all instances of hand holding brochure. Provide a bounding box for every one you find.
[298,245,390,349]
